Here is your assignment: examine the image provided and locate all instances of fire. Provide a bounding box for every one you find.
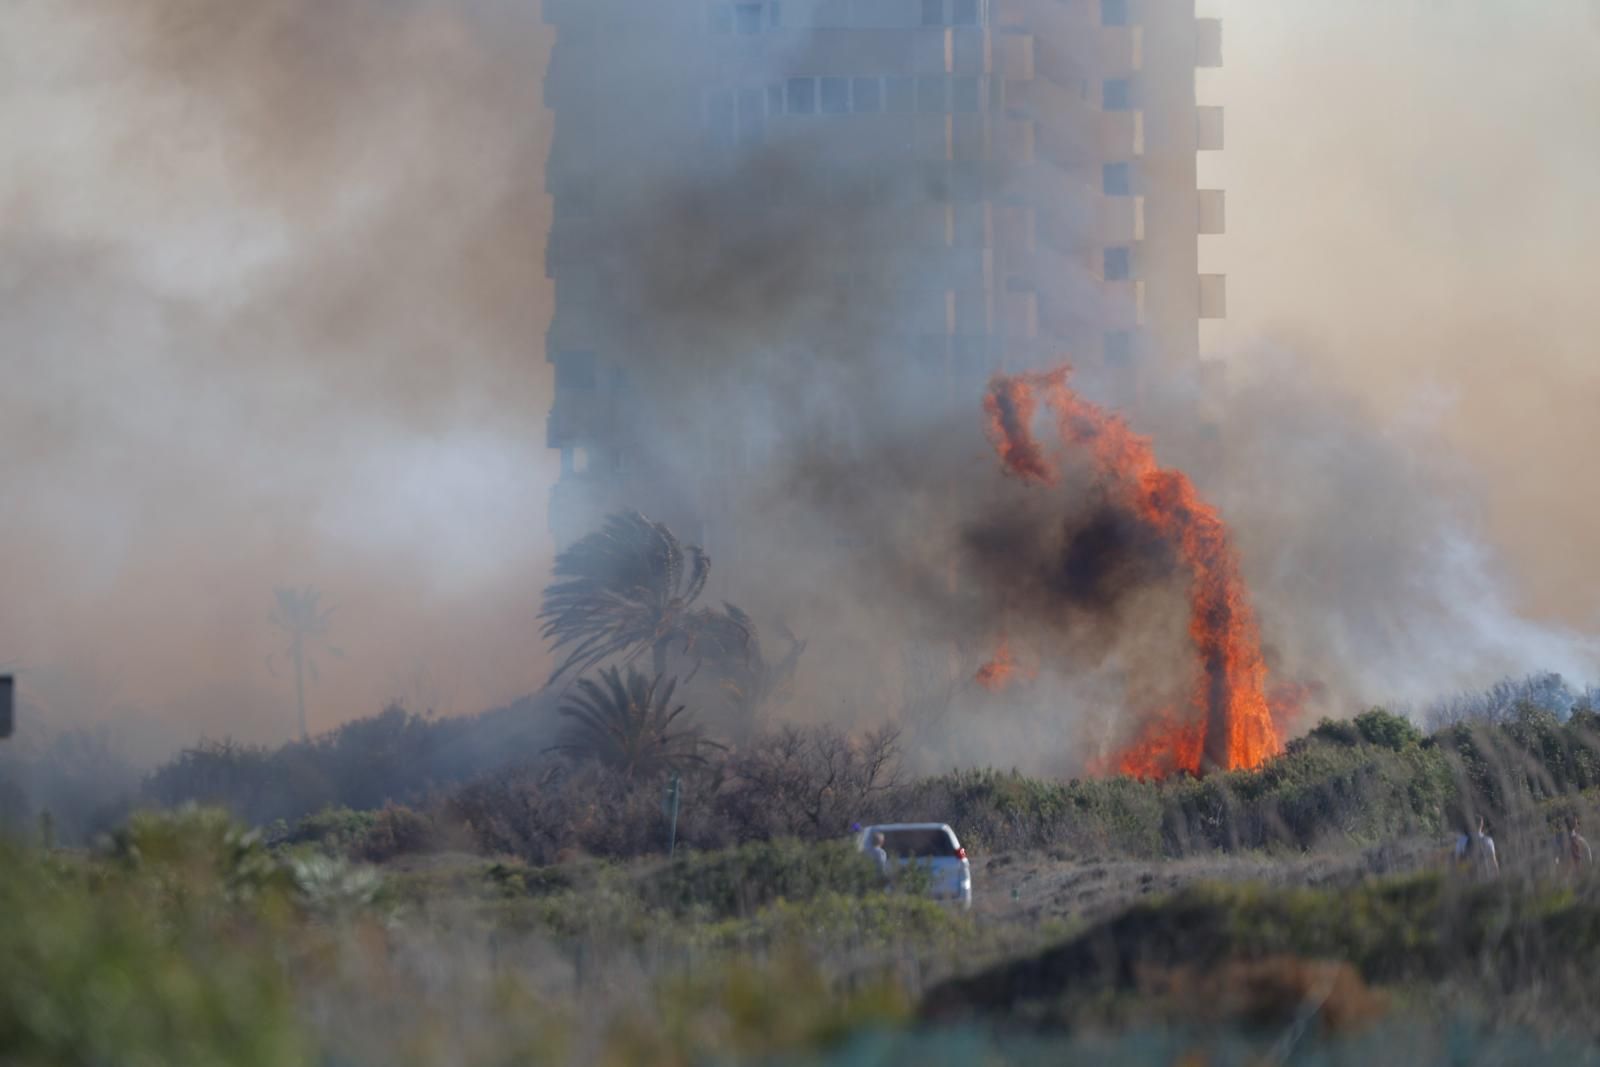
[975,636,1022,691]
[982,365,1284,777]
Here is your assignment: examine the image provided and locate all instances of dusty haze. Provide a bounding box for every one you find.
[1,0,1596,763]
[1,1,557,753]
[1205,0,1600,625]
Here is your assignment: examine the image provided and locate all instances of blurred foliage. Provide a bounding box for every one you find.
[0,814,307,1066]
[925,872,1600,1038]
[6,801,1600,1063]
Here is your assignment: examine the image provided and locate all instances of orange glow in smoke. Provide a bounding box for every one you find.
[975,636,1018,692]
[983,366,1284,777]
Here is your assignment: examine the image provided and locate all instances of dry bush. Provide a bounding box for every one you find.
[446,760,737,865]
[716,724,904,840]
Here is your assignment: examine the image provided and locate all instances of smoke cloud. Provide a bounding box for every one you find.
[3,0,1595,774]
[1,1,556,748]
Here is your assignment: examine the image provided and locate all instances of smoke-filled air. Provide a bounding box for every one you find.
[2,0,1597,774]
[9,1,1600,1063]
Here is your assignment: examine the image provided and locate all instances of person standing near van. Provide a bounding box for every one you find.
[869,831,891,883]
[1454,816,1500,878]
[1556,814,1593,872]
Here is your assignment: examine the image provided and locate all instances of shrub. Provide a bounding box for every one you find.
[1353,708,1422,751]
[142,696,558,830]
[637,839,883,919]
[0,832,308,1065]
[1305,718,1361,748]
[286,803,438,863]
[717,724,904,840]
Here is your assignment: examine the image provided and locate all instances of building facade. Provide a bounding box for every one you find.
[542,0,1224,550]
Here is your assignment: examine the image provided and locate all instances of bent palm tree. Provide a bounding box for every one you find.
[547,667,718,779]
[685,607,805,734]
[539,511,711,684]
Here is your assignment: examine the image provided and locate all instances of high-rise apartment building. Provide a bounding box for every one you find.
[543,0,1224,551]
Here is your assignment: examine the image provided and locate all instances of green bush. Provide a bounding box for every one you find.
[0,829,308,1065]
[1354,708,1423,751]
[638,839,884,919]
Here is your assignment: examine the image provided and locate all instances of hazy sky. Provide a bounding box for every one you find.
[1205,0,1600,624]
[1,0,1595,748]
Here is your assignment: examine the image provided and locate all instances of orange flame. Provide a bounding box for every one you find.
[975,637,1018,692]
[983,365,1284,777]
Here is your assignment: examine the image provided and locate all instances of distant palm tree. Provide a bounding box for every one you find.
[269,586,339,742]
[687,607,805,735]
[539,511,712,684]
[547,666,718,779]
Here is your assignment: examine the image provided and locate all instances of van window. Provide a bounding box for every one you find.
[879,828,958,858]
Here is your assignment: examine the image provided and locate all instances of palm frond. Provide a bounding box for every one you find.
[538,511,715,684]
[547,665,715,778]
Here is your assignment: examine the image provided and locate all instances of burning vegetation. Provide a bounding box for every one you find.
[982,366,1285,778]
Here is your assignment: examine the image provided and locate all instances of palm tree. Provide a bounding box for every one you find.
[686,607,805,735]
[539,511,711,684]
[547,666,719,779]
[269,586,338,742]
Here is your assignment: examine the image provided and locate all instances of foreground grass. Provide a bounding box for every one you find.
[9,807,1600,1065]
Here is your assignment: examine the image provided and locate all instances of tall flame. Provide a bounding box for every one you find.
[982,366,1283,777]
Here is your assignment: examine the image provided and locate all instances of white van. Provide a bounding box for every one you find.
[857,822,972,909]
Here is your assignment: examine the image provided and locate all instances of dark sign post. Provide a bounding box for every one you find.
[0,675,12,739]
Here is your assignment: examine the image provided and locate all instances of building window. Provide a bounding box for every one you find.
[787,77,816,115]
[734,2,763,32]
[554,351,597,391]
[917,76,946,113]
[1104,330,1134,366]
[951,0,979,26]
[1101,0,1129,27]
[852,76,882,113]
[767,84,785,114]
[1103,78,1132,111]
[885,76,915,114]
[769,1,782,27]
[921,0,944,26]
[1104,246,1132,281]
[951,76,980,114]
[821,77,850,114]
[708,2,734,33]
[1103,162,1132,196]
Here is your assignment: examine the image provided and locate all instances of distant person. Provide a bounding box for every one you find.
[1556,815,1593,872]
[869,831,891,883]
[1454,816,1500,878]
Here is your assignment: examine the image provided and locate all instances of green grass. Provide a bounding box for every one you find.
[11,805,1600,1064]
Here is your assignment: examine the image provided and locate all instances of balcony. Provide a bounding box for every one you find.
[1099,26,1142,77]
[1197,105,1225,150]
[1102,278,1143,328]
[1198,189,1226,235]
[1199,274,1227,318]
[545,393,604,449]
[1098,195,1144,245]
[994,31,1034,81]
[1099,109,1142,158]
[1196,19,1223,68]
